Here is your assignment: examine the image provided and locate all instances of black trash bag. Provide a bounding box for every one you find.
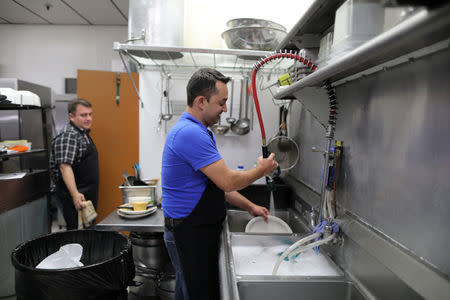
[11,229,135,300]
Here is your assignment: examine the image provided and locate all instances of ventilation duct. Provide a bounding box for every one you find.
[128,0,184,59]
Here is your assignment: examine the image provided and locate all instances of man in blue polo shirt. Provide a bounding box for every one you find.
[162,68,278,300]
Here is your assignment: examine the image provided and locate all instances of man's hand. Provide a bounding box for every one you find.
[72,192,86,210]
[256,153,278,177]
[249,204,270,222]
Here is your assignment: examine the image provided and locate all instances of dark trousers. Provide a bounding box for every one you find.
[55,193,79,230]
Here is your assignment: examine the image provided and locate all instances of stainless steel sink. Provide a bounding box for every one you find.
[227,209,309,233]
[220,209,369,300]
[237,280,365,300]
[230,234,343,277]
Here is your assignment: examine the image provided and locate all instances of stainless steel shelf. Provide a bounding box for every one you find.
[0,169,49,214]
[0,149,47,160]
[113,42,293,71]
[277,0,345,50]
[0,103,43,110]
[274,4,450,99]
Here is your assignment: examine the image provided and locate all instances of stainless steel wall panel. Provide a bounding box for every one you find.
[287,87,329,193]
[19,109,44,149]
[0,110,19,140]
[0,196,49,297]
[0,205,22,297]
[287,46,449,280]
[21,196,50,242]
[334,49,450,276]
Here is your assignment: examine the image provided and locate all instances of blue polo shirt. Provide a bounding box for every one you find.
[161,112,222,218]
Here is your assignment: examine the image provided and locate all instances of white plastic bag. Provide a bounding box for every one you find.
[36,243,84,269]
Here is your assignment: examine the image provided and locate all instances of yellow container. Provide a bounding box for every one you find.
[132,201,148,211]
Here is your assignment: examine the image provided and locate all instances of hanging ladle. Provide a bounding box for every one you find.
[231,76,250,135]
[211,116,229,135]
[161,75,173,121]
[226,79,236,124]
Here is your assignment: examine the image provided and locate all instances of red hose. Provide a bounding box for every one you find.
[251,51,318,148]
[251,68,266,145]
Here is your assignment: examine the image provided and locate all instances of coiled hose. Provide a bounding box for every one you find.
[251,50,317,157]
[251,50,338,193]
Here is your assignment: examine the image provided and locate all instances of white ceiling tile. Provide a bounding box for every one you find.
[0,0,48,24]
[63,0,127,25]
[15,0,88,24]
[111,0,128,20]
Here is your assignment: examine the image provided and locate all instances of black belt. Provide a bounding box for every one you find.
[164,217,185,231]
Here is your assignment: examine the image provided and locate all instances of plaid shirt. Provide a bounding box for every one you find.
[50,122,92,182]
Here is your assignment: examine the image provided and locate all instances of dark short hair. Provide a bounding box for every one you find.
[186,68,231,107]
[68,99,92,115]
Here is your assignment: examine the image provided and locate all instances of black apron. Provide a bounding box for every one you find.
[173,178,226,300]
[56,130,99,229]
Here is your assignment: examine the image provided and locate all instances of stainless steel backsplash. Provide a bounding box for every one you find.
[287,48,450,278]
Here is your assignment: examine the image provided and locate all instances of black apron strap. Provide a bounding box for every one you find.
[55,133,99,229]
[173,179,226,300]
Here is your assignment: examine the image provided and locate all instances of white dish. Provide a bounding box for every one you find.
[245,216,293,234]
[118,205,154,215]
[117,206,157,219]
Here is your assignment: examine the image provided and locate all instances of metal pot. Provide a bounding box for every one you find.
[119,185,157,205]
[129,272,157,297]
[130,232,170,275]
[156,273,176,300]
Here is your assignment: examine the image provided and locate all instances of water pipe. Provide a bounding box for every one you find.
[251,50,317,189]
[317,82,338,221]
[272,232,321,275]
[287,233,336,260]
[272,232,336,275]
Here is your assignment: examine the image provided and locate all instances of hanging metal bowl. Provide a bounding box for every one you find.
[226,18,286,31]
[221,26,287,51]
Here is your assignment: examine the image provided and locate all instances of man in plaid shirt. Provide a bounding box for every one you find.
[50,99,99,229]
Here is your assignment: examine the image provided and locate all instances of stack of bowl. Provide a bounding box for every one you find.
[221,18,287,51]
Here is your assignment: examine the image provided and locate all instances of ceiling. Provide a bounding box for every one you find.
[0,0,128,25]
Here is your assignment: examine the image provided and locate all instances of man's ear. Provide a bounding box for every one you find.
[194,96,207,109]
[68,113,74,121]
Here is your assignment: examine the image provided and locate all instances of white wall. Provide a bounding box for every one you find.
[0,0,315,92]
[184,0,314,48]
[0,25,127,94]
[139,69,282,185]
[0,1,314,186]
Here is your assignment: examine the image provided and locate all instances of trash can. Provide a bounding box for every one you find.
[11,229,135,300]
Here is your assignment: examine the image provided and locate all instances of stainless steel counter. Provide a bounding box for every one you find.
[96,207,165,232]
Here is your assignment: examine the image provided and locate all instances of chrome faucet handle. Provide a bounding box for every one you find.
[308,208,318,228]
[324,222,333,239]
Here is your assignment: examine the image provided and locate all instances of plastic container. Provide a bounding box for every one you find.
[317,31,334,67]
[11,230,135,300]
[329,0,384,63]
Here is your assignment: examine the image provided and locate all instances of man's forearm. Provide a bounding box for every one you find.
[225,191,255,212]
[224,168,265,192]
[59,164,78,197]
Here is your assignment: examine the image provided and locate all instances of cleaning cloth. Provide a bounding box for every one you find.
[313,220,339,253]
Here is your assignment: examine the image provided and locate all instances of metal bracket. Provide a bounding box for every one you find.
[116,72,120,105]
[119,51,144,108]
